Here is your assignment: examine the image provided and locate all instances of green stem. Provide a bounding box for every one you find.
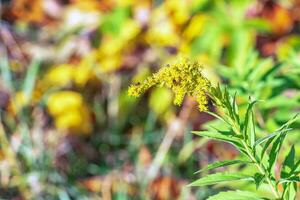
[241,140,280,199]
[230,120,280,199]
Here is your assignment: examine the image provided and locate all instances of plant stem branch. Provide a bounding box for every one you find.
[230,119,280,199]
[241,140,280,199]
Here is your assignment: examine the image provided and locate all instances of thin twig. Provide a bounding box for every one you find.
[145,98,195,182]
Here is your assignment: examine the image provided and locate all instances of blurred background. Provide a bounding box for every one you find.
[0,0,299,199]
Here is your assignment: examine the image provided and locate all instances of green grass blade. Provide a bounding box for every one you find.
[22,60,40,103]
[0,57,13,90]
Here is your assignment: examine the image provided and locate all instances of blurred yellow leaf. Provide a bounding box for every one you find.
[44,64,74,87]
[149,87,173,115]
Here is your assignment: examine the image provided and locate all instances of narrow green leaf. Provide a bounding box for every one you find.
[291,159,300,176]
[243,99,259,147]
[245,18,272,32]
[192,129,247,155]
[223,87,234,118]
[192,130,241,147]
[188,172,253,187]
[278,113,299,130]
[268,133,286,176]
[249,57,274,83]
[253,173,265,190]
[282,182,297,200]
[205,111,231,126]
[232,92,240,123]
[195,160,251,174]
[281,145,295,178]
[279,176,300,184]
[249,109,256,147]
[207,190,266,200]
[260,134,275,160]
[257,114,298,159]
[265,114,299,176]
[254,128,292,147]
[210,84,222,101]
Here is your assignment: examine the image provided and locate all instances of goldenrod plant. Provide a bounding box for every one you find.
[1,0,300,199]
[129,59,299,200]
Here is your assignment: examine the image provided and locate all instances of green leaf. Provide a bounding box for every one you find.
[195,160,251,174]
[282,182,297,200]
[291,159,300,176]
[192,130,242,148]
[100,7,130,35]
[278,113,299,130]
[188,172,253,187]
[248,58,273,83]
[260,134,275,160]
[243,99,259,147]
[232,92,240,123]
[261,95,300,110]
[281,145,295,178]
[256,114,298,159]
[279,176,300,184]
[254,128,292,147]
[223,87,234,116]
[253,173,265,190]
[245,18,272,32]
[268,133,286,176]
[205,111,231,126]
[207,190,266,200]
[265,114,299,176]
[227,28,251,72]
[193,128,248,155]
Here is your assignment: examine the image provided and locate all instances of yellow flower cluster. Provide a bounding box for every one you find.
[97,20,140,73]
[47,91,92,135]
[44,63,93,88]
[128,59,211,111]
